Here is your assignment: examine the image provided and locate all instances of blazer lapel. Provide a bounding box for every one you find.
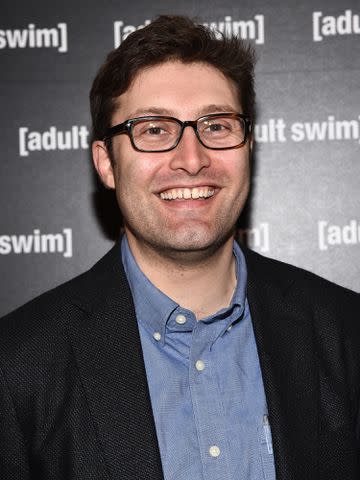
[67,245,164,480]
[244,249,319,480]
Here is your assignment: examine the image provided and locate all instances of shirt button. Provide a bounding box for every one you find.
[153,332,161,341]
[209,445,221,457]
[195,360,205,371]
[175,314,187,325]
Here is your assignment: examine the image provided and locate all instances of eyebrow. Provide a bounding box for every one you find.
[196,104,240,116]
[127,104,239,119]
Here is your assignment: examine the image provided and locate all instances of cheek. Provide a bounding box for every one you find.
[112,140,143,187]
[230,157,250,203]
[114,154,160,197]
[229,153,250,182]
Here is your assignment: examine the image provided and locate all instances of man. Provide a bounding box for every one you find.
[0,15,359,480]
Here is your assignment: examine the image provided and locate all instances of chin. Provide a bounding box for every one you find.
[149,226,235,256]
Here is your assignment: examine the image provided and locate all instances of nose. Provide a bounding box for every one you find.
[169,125,211,175]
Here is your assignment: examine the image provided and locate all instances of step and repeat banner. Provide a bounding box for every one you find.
[0,0,359,317]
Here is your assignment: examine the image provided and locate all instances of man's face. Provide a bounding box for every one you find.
[93,61,251,259]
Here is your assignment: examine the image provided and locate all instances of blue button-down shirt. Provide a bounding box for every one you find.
[121,236,276,480]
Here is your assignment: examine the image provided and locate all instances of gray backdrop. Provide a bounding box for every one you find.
[1,0,359,317]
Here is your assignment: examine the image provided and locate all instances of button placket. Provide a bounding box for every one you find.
[188,320,231,479]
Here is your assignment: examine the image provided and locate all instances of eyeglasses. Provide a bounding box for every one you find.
[103,113,251,152]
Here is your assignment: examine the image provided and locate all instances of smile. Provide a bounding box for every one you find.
[159,187,215,201]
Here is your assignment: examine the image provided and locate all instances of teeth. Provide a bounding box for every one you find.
[160,187,215,201]
[183,188,191,199]
[192,188,200,199]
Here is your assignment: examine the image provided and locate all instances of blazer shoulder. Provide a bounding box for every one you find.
[0,243,130,356]
[243,247,360,312]
[0,270,89,358]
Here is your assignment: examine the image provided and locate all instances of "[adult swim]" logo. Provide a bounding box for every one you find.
[0,23,68,52]
[114,15,265,47]
[313,9,360,42]
[237,223,270,253]
[253,115,360,144]
[19,125,89,157]
[318,220,360,251]
[0,229,73,258]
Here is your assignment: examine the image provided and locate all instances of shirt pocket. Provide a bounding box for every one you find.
[258,415,276,480]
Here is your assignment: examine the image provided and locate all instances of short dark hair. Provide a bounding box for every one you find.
[90,15,256,142]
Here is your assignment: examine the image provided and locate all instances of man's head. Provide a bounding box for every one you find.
[91,15,256,262]
[90,15,256,145]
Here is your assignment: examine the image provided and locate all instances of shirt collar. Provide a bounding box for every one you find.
[121,236,177,343]
[121,235,248,343]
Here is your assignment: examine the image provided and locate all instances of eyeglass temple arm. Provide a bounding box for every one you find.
[103,122,128,141]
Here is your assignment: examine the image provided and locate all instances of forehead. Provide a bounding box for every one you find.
[113,61,241,122]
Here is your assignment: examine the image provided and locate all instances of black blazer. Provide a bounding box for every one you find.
[0,243,359,480]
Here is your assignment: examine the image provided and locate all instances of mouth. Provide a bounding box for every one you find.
[158,186,216,201]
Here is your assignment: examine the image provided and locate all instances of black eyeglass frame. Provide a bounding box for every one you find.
[103,112,252,153]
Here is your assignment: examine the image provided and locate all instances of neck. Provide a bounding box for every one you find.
[125,232,237,320]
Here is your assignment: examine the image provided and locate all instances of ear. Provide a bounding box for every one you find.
[249,135,254,153]
[92,140,115,189]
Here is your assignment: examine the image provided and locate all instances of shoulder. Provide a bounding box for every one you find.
[0,242,131,358]
[243,246,359,300]
[243,247,360,333]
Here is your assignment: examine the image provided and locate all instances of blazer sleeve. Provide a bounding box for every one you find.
[0,366,30,480]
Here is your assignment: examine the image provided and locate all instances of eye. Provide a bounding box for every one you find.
[206,123,228,132]
[201,119,232,137]
[147,126,163,135]
[137,121,172,137]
